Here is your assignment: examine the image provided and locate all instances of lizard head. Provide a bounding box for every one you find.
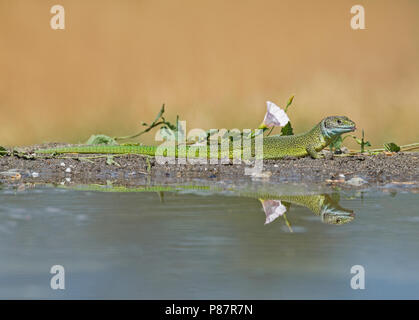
[321,116,356,139]
[322,212,355,225]
[321,203,355,225]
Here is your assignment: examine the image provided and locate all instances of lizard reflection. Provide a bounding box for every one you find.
[259,194,355,227]
[58,183,355,227]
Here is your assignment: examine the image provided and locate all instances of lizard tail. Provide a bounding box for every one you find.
[35,145,157,156]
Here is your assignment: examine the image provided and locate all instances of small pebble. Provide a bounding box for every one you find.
[325,179,345,184]
[346,177,367,186]
[31,172,39,178]
[65,177,71,182]
[251,171,272,179]
[60,162,66,167]
[65,168,72,173]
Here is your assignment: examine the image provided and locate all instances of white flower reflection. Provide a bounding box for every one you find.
[260,199,287,225]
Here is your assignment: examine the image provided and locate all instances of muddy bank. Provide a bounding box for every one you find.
[0,144,418,188]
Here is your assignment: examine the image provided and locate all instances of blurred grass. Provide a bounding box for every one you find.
[0,0,418,148]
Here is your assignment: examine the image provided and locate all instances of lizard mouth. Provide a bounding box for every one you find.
[341,125,356,132]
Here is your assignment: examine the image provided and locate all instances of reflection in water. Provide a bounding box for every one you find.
[1,183,419,299]
[260,199,287,225]
[259,194,355,229]
[62,183,355,229]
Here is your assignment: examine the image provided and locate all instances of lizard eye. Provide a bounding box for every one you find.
[337,119,342,124]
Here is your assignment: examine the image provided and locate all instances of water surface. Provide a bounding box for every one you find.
[0,183,418,299]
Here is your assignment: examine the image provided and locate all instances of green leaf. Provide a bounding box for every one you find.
[153,104,165,123]
[164,120,177,131]
[280,122,294,136]
[159,126,177,141]
[0,146,7,157]
[284,95,294,112]
[384,142,400,152]
[86,134,118,145]
[114,104,182,142]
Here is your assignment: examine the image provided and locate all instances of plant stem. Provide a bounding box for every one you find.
[367,142,419,152]
[282,213,293,233]
[114,121,165,141]
[266,127,274,136]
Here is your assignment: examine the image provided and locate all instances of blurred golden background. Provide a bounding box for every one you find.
[0,0,418,147]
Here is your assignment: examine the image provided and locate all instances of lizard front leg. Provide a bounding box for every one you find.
[306,145,320,159]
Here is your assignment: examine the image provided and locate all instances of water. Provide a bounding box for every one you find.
[0,182,418,299]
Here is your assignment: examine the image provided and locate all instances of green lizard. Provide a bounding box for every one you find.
[61,183,355,225]
[36,116,356,159]
[272,194,354,225]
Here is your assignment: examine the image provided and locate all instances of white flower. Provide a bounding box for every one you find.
[262,101,290,127]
